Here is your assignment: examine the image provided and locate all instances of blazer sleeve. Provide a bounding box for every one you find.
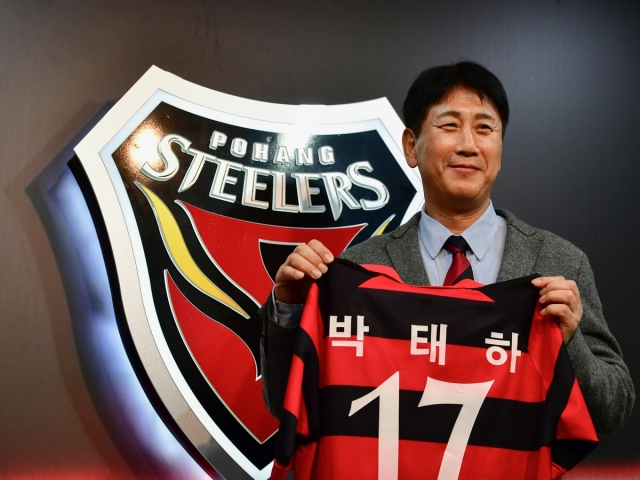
[259,296,299,419]
[565,253,635,434]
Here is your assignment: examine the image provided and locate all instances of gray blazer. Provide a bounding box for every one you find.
[260,209,635,434]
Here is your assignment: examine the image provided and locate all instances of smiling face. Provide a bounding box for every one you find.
[403,86,503,216]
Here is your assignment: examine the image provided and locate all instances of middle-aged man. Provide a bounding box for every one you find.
[259,61,635,435]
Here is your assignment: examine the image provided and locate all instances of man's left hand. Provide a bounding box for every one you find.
[531,276,583,344]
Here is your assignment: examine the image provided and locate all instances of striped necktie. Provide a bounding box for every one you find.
[443,235,474,286]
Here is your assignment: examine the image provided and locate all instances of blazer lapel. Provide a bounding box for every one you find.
[496,209,543,282]
[383,209,541,285]
[386,214,431,286]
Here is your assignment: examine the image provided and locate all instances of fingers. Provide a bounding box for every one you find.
[306,239,335,265]
[533,277,581,313]
[285,242,333,279]
[277,265,305,281]
[538,289,577,313]
[532,276,580,299]
[531,276,564,291]
[540,302,574,318]
[274,240,334,304]
[285,250,326,280]
[532,276,583,344]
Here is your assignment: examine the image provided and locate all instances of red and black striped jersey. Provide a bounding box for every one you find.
[272,259,598,480]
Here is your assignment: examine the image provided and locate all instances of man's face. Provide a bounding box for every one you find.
[403,86,503,214]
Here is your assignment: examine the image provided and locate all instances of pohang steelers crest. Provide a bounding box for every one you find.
[74,65,422,479]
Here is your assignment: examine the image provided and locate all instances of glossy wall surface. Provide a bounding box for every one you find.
[1,0,639,478]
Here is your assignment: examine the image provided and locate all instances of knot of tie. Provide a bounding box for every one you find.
[442,235,474,286]
[443,235,471,255]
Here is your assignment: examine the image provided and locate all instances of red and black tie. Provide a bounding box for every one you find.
[443,235,474,286]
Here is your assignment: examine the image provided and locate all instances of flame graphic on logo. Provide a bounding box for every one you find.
[372,214,396,237]
[135,181,249,318]
[166,271,279,443]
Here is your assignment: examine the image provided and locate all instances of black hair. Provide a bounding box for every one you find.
[402,61,509,137]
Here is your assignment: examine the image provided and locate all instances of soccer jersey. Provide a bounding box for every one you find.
[272,259,598,480]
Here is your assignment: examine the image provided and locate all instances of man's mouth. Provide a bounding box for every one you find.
[449,164,480,173]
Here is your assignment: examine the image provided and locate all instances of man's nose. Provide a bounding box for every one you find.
[455,126,479,156]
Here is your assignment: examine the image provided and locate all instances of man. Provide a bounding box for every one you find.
[259,61,635,435]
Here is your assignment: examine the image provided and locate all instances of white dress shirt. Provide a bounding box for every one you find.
[418,201,506,286]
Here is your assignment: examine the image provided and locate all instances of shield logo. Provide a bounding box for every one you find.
[74,66,422,479]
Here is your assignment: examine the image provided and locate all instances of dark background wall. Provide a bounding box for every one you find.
[1,0,639,477]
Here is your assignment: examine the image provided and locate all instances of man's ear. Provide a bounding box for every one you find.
[402,128,418,168]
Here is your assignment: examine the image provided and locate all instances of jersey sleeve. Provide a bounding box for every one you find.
[527,308,598,479]
[272,260,381,479]
[272,283,323,480]
[549,376,599,479]
[482,276,598,477]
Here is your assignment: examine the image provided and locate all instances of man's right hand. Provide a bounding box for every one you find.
[274,239,335,304]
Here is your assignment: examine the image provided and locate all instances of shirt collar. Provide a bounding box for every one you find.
[419,201,500,261]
